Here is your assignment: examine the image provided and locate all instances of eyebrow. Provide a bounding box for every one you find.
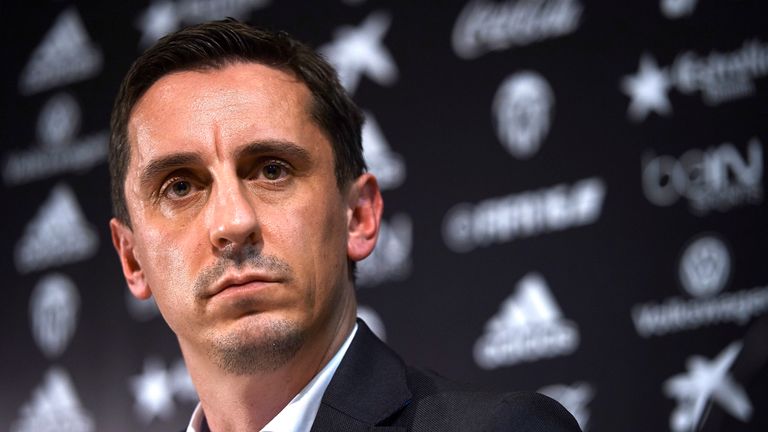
[234,139,312,165]
[139,152,203,189]
[137,140,313,188]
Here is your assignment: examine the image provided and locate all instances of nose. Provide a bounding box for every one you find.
[208,181,260,250]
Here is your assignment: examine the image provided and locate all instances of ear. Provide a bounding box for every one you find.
[346,173,383,262]
[110,218,152,300]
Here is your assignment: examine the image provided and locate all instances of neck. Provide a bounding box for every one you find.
[182,299,357,432]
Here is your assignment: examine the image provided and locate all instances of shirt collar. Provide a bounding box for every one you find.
[186,323,358,432]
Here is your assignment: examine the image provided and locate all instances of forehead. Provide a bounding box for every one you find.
[127,63,317,163]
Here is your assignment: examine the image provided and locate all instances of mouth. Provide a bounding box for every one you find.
[208,272,282,299]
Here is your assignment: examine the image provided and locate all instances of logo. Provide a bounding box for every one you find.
[130,357,197,424]
[14,184,99,274]
[622,40,768,122]
[443,177,605,253]
[642,138,763,215]
[136,0,270,48]
[11,367,95,432]
[474,273,579,368]
[493,71,554,159]
[357,305,387,341]
[632,233,768,337]
[661,0,698,19]
[362,112,406,190]
[679,236,730,298]
[358,213,412,287]
[3,92,108,186]
[29,273,80,359]
[538,382,594,431]
[664,341,752,432]
[18,7,102,95]
[452,0,582,59]
[320,11,398,95]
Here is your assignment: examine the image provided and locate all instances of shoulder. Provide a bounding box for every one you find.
[400,367,582,432]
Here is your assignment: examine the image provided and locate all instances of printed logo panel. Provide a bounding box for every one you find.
[642,138,763,215]
[357,213,412,287]
[130,357,197,424]
[664,341,752,431]
[3,92,108,186]
[622,40,768,122]
[493,71,554,159]
[320,11,398,95]
[474,273,579,368]
[11,367,95,432]
[452,0,583,59]
[443,177,605,253]
[136,0,270,48]
[29,273,80,359]
[14,184,99,274]
[18,7,102,95]
[632,233,768,337]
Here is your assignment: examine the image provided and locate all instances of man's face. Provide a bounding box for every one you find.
[111,63,376,373]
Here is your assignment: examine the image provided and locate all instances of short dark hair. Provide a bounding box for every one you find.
[109,19,366,226]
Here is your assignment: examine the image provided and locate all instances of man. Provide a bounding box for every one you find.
[109,19,581,432]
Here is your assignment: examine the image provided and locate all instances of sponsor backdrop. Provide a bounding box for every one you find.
[2,1,766,431]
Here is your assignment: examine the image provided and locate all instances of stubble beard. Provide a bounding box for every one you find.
[193,245,306,375]
[209,316,306,375]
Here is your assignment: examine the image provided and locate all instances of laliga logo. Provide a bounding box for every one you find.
[678,235,730,298]
[29,274,80,359]
[493,71,554,159]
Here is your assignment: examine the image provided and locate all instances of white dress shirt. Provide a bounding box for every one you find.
[186,323,358,432]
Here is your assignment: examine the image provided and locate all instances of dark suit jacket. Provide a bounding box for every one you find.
[310,320,582,432]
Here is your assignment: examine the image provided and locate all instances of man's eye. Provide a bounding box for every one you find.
[164,179,193,198]
[262,163,287,181]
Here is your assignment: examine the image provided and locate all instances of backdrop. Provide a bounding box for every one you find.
[2,1,767,431]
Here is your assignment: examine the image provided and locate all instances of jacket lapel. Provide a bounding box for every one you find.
[310,320,411,432]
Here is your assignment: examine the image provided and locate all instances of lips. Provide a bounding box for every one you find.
[207,272,281,298]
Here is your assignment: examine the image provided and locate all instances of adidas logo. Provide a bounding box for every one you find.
[362,112,405,191]
[14,184,99,273]
[11,367,95,432]
[18,7,102,95]
[357,213,412,287]
[474,272,579,368]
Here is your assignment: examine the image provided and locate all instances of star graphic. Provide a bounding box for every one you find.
[320,11,398,94]
[130,357,175,423]
[136,0,179,49]
[664,341,753,432]
[621,54,672,122]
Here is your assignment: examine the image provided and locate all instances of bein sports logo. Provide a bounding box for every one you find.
[642,138,763,215]
[493,71,554,159]
[474,273,579,368]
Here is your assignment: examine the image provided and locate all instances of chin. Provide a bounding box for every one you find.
[209,314,306,375]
